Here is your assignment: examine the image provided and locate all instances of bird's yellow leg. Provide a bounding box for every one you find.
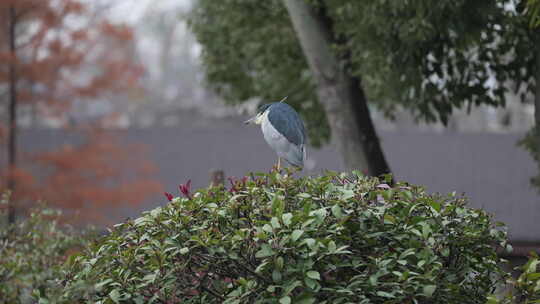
[277,157,281,171]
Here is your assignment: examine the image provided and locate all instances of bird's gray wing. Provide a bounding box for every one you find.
[267,104,305,146]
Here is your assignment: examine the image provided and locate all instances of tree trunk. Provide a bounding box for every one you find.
[535,45,540,162]
[532,42,540,190]
[282,0,391,176]
[7,6,18,224]
[158,22,178,102]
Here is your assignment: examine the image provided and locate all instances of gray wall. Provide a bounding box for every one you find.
[15,115,539,242]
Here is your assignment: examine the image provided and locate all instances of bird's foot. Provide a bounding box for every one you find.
[271,157,282,173]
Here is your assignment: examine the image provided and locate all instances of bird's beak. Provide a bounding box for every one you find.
[244,116,256,125]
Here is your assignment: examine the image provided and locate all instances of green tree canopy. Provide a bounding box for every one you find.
[324,0,525,124]
[190,0,537,141]
[527,0,540,27]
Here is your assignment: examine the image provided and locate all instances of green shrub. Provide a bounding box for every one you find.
[512,253,540,303]
[60,171,510,303]
[487,253,540,304]
[0,194,95,304]
[518,127,540,191]
[515,253,540,302]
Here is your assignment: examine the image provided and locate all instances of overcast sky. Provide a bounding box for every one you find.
[103,0,190,24]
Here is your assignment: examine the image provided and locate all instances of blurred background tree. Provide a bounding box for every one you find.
[190,0,540,189]
[0,0,162,224]
[320,0,539,189]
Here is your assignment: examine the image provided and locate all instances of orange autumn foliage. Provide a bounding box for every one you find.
[5,130,162,224]
[0,0,163,224]
[0,0,143,112]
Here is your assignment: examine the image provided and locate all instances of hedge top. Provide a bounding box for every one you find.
[61,170,509,304]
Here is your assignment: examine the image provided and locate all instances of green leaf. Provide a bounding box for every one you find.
[423,285,437,298]
[283,280,302,295]
[279,296,291,304]
[384,214,396,224]
[331,205,343,218]
[399,248,416,259]
[369,274,378,285]
[95,278,113,291]
[271,217,281,229]
[304,238,316,249]
[276,256,284,269]
[327,240,336,253]
[109,289,121,304]
[282,213,293,226]
[291,229,304,242]
[297,193,311,199]
[38,298,49,304]
[255,261,269,273]
[180,247,189,255]
[150,207,162,218]
[272,269,282,282]
[304,277,318,289]
[485,295,500,304]
[376,291,395,298]
[142,273,156,283]
[526,273,540,280]
[340,189,355,200]
[255,244,275,258]
[420,222,432,238]
[262,224,273,233]
[271,196,285,216]
[306,270,320,280]
[428,200,441,212]
[295,294,316,304]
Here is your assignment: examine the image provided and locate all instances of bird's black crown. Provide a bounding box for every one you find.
[257,103,273,114]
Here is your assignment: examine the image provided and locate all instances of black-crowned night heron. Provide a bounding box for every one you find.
[244,97,306,170]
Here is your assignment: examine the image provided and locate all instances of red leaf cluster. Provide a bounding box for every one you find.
[179,180,192,199]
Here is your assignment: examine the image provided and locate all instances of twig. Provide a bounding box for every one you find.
[198,272,226,301]
[234,260,272,284]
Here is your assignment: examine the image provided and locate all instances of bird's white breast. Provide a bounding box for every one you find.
[258,108,305,167]
[261,111,289,152]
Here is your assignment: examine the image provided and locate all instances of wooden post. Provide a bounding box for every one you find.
[7,5,18,224]
[210,169,224,187]
[0,192,9,230]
